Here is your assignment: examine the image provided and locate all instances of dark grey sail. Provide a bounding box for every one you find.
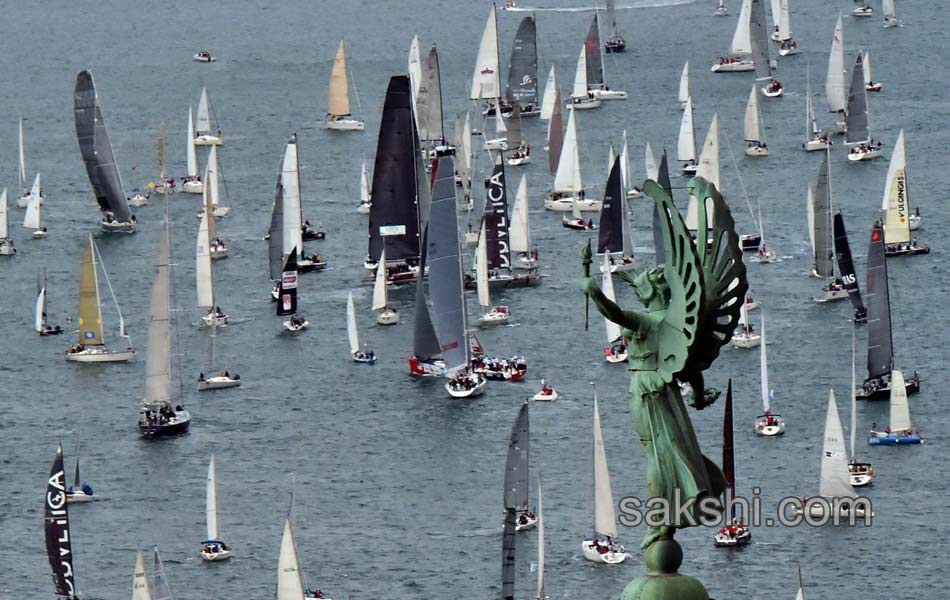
[425,46,445,144]
[276,248,298,316]
[368,76,420,264]
[584,15,605,88]
[504,402,530,510]
[606,0,621,40]
[268,176,284,281]
[865,223,892,380]
[414,124,433,235]
[548,88,564,176]
[833,212,867,322]
[654,151,672,264]
[812,156,834,278]
[427,154,467,372]
[501,509,517,600]
[506,16,539,107]
[74,70,133,224]
[484,156,512,271]
[845,54,870,145]
[508,104,523,149]
[151,547,172,600]
[597,157,625,254]
[412,233,442,362]
[749,0,772,80]
[45,445,76,599]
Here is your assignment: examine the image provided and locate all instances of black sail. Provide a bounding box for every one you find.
[368,76,420,264]
[584,15,604,88]
[268,177,284,281]
[501,509,517,600]
[74,70,133,223]
[484,156,512,271]
[833,212,867,321]
[722,380,735,521]
[45,445,76,599]
[865,223,892,380]
[506,16,539,106]
[597,157,624,254]
[276,247,298,316]
[504,403,530,510]
[413,227,442,361]
[653,151,673,264]
[547,88,564,176]
[425,46,445,144]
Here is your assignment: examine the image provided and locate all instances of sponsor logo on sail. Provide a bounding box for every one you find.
[895,173,906,223]
[486,167,510,269]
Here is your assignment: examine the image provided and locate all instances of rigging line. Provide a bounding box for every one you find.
[720,126,762,232]
[92,240,130,344]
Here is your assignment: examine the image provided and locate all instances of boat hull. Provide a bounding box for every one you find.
[463,271,543,290]
[283,319,309,332]
[194,135,222,146]
[804,138,832,152]
[543,197,601,211]
[408,356,446,377]
[65,347,135,363]
[376,309,399,325]
[713,529,751,547]
[326,117,365,131]
[885,243,929,256]
[731,333,761,348]
[590,89,627,101]
[867,434,923,445]
[181,179,203,194]
[568,97,602,110]
[857,372,919,400]
[445,375,487,398]
[711,60,754,73]
[0,240,15,255]
[197,376,241,391]
[532,390,558,402]
[847,147,884,162]
[581,539,627,564]
[139,409,191,438]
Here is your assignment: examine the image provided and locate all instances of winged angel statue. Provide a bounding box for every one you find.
[581,178,748,549]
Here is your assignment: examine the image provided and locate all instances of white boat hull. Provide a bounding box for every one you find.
[745,145,769,157]
[31,230,47,239]
[590,89,627,101]
[485,138,509,151]
[129,194,149,207]
[544,197,601,211]
[480,309,511,326]
[532,389,558,402]
[847,147,884,162]
[181,179,203,194]
[755,421,785,436]
[326,117,365,131]
[568,97,602,110]
[761,86,783,98]
[202,313,229,327]
[731,333,761,348]
[66,490,94,503]
[194,134,222,146]
[515,513,538,531]
[100,218,135,234]
[65,347,135,363]
[377,309,399,325]
[711,60,754,73]
[804,137,832,152]
[284,319,309,332]
[599,257,636,273]
[200,548,232,561]
[909,214,921,230]
[605,349,627,363]
[197,375,241,390]
[581,540,627,564]
[446,375,487,398]
[357,202,371,214]
[506,155,531,167]
[0,240,15,255]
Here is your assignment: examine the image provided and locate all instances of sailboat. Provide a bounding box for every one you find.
[539,65,557,121]
[280,135,326,272]
[506,402,537,531]
[881,130,927,256]
[711,0,754,72]
[36,269,63,336]
[372,248,398,325]
[825,16,847,134]
[65,235,135,362]
[23,174,46,238]
[138,202,191,438]
[46,445,79,600]
[803,69,832,151]
[65,437,94,503]
[357,159,372,214]
[470,7,504,121]
[732,299,761,348]
[278,247,308,332]
[510,174,538,269]
[325,40,364,131]
[194,88,223,145]
[754,313,785,435]
[197,145,231,220]
[417,44,450,156]
[561,196,594,230]
[585,15,626,100]
[581,384,627,563]
[856,221,920,399]
[505,104,530,166]
[0,189,14,255]
[808,151,848,302]
[868,370,924,444]
[882,0,898,27]
[276,503,331,600]
[743,84,769,156]
[569,44,601,109]
[152,122,175,194]
[847,325,873,485]
[151,548,173,600]
[604,0,626,51]
[863,51,882,92]
[714,380,752,546]
[347,292,376,363]
[678,62,690,109]
[131,550,150,600]
[200,455,233,560]
[506,16,540,116]
[181,107,203,193]
[715,0,728,15]
[852,0,873,17]
[832,212,868,323]
[476,222,511,325]
[845,54,884,161]
[601,255,627,363]
[776,0,798,55]
[751,0,782,97]
[678,96,698,174]
[597,157,634,272]
[18,118,44,208]
[197,181,228,328]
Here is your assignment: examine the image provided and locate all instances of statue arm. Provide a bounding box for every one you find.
[580,277,650,332]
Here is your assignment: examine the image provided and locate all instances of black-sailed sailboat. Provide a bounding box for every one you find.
[46,445,79,600]
[597,156,634,273]
[714,380,751,547]
[278,247,308,332]
[833,212,867,323]
[506,402,537,531]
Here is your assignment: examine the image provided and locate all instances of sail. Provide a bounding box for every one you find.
[328,41,351,117]
[268,177,285,281]
[508,104,523,148]
[889,370,911,431]
[585,15,604,88]
[553,107,582,193]
[654,152,671,263]
[826,16,846,113]
[151,549,172,600]
[730,0,752,54]
[833,213,866,316]
[597,158,624,254]
[760,313,770,413]
[501,509,517,600]
[412,262,441,362]
[23,185,41,229]
[504,403,530,510]
[427,156,467,371]
[778,0,791,40]
[547,89,564,176]
[196,180,214,309]
[186,108,198,177]
[863,52,872,87]
[572,45,588,98]
[883,0,896,19]
[360,160,371,203]
[606,0,620,38]
[510,175,530,254]
[277,519,306,600]
[346,292,360,355]
[536,482,545,600]
[74,70,132,223]
[144,222,172,407]
[743,85,762,142]
[539,65,556,120]
[882,129,910,245]
[46,445,76,599]
[0,188,7,238]
[281,136,304,260]
[18,118,27,195]
[196,88,212,134]
[602,256,623,344]
[845,55,870,145]
[865,223,893,380]
[645,143,658,180]
[678,62,690,106]
[850,326,858,458]
[470,8,500,100]
[696,113,720,188]
[723,380,736,518]
[369,76,420,263]
[750,0,772,80]
[425,46,445,142]
[592,389,618,538]
[484,156,512,270]
[206,455,219,541]
[132,550,152,600]
[620,131,631,194]
[818,390,855,499]
[806,77,820,137]
[477,222,491,309]
[677,97,696,162]
[206,145,221,210]
[507,17,538,106]
[276,248,298,317]
[35,284,46,333]
[78,237,105,346]
[812,155,834,278]
[372,249,388,311]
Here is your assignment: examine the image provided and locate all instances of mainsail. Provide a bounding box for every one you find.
[507,16,538,107]
[327,41,351,117]
[889,370,911,432]
[723,380,736,519]
[845,54,870,145]
[678,62,690,107]
[196,178,215,309]
[470,8,501,100]
[132,550,152,600]
[826,16,846,114]
[592,387,618,538]
[151,548,172,600]
[268,177,285,281]
[143,219,172,410]
[46,445,76,599]
[484,156,512,270]
[865,223,893,380]
[547,88,564,176]
[602,255,622,345]
[539,65,556,120]
[584,15,605,89]
[810,154,834,278]
[833,212,866,318]
[749,0,773,80]
[744,85,763,143]
[597,157,625,255]
[206,455,220,541]
[424,46,445,143]
[347,292,360,355]
[280,136,304,261]
[504,402,530,511]
[78,236,105,346]
[819,390,855,499]
[552,107,582,193]
[276,518,306,600]
[196,88,213,134]
[677,97,696,163]
[882,129,910,245]
[510,175,530,256]
[730,0,753,54]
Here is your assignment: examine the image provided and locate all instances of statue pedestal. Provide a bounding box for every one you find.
[621,539,709,600]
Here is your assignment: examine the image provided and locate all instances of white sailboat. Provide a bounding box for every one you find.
[581,384,627,563]
[585,15,626,101]
[545,107,599,211]
[65,235,135,362]
[200,455,233,561]
[852,0,873,17]
[356,159,371,214]
[131,550,151,600]
[677,62,690,109]
[197,179,228,328]
[620,131,640,198]
[732,299,761,348]
[476,222,510,325]
[803,69,831,151]
[0,189,15,255]
[882,0,898,27]
[17,118,43,208]
[777,0,798,55]
[470,6,507,136]
[601,255,627,363]
[276,511,331,600]
[715,0,728,16]
[23,175,46,238]
[539,65,557,120]
[863,51,882,92]
[569,45,601,109]
[196,145,231,222]
[678,96,698,174]
[825,16,847,134]
[347,291,376,363]
[711,0,754,72]
[847,325,873,486]
[281,135,324,272]
[194,88,223,145]
[845,54,884,162]
[35,269,63,336]
[868,370,925,445]
[181,107,203,193]
[510,175,537,269]
[326,40,364,131]
[372,248,398,325]
[743,85,769,156]
[561,195,595,230]
[881,130,926,256]
[754,313,785,435]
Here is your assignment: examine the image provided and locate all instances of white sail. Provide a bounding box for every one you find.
[553,107,582,193]
[806,184,816,255]
[495,105,508,134]
[281,140,304,259]
[743,85,762,142]
[602,255,622,344]
[470,8,500,100]
[196,88,212,134]
[592,388,618,538]
[132,550,153,600]
[18,118,27,195]
[536,482,545,600]
[806,75,820,138]
[371,248,388,311]
[196,178,214,309]
[697,113,720,188]
[206,455,219,540]
[826,16,846,114]
[677,97,696,162]
[620,131,631,192]
[186,107,198,177]
[347,292,360,355]
[276,518,306,600]
[645,142,658,180]
[778,0,791,41]
[208,145,221,207]
[770,0,781,28]
[539,65,557,120]
[0,188,7,238]
[476,222,490,309]
[850,324,858,459]
[608,144,616,174]
[730,0,753,54]
[889,370,911,432]
[738,300,750,328]
[882,0,896,19]
[882,129,910,245]
[760,312,770,413]
[819,389,855,499]
[510,175,530,254]
[408,35,422,100]
[863,51,872,87]
[359,160,371,203]
[678,62,690,106]
[29,173,42,205]
[35,286,46,332]
[23,182,41,230]
[462,114,473,174]
[572,45,588,99]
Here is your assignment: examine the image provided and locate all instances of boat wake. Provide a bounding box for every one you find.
[504,0,694,11]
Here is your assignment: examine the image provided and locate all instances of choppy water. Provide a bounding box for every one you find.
[2,0,946,599]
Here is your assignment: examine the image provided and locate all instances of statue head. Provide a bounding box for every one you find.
[627,266,670,309]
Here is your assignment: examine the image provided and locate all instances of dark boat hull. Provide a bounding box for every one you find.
[464,271,543,290]
[605,39,626,53]
[856,372,920,400]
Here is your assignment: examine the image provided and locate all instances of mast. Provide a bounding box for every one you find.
[504,403,530,511]
[760,313,770,413]
[46,445,77,599]
[206,454,219,541]
[850,323,858,461]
